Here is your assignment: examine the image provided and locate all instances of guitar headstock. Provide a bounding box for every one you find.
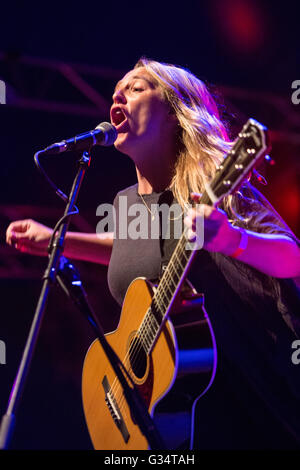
[204,118,272,206]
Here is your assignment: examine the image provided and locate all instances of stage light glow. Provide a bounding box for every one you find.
[211,0,266,53]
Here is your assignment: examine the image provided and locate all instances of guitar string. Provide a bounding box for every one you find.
[115,186,214,408]
[107,233,190,414]
[105,205,205,415]
[109,227,191,384]
[108,211,214,416]
[106,233,185,380]
[107,259,179,414]
[114,231,189,378]
[112,196,219,415]
[104,183,212,412]
[112,237,192,415]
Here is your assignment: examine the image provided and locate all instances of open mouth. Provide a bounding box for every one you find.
[111,107,127,128]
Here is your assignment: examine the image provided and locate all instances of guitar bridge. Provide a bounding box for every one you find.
[102,375,130,443]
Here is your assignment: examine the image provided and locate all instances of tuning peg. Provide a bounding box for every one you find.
[238,132,252,138]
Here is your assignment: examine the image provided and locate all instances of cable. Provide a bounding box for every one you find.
[34,150,79,209]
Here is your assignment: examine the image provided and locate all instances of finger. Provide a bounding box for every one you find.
[7,232,30,248]
[6,221,30,243]
[186,208,198,221]
[8,220,30,233]
[184,215,193,229]
[9,232,32,242]
[186,227,196,242]
[6,228,19,245]
[187,205,213,221]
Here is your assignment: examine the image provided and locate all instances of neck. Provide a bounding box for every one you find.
[135,146,177,195]
[136,165,174,194]
[136,170,153,194]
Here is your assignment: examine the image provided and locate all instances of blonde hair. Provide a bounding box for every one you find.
[133,58,299,242]
[134,57,233,210]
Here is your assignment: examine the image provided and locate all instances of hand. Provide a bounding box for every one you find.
[184,193,240,255]
[6,219,53,256]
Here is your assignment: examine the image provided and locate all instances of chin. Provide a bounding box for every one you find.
[113,134,135,156]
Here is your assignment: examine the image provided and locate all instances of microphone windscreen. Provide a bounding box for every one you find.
[96,122,118,146]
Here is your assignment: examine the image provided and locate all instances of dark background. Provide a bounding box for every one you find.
[0,0,299,450]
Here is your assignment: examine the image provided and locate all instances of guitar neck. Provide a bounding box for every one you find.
[139,190,213,354]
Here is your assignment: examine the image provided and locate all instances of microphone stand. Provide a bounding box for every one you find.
[56,257,164,450]
[0,150,91,450]
[0,149,163,450]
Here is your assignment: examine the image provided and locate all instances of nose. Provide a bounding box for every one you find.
[112,88,127,104]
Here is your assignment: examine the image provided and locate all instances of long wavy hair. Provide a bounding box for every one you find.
[134,57,233,210]
[134,57,297,238]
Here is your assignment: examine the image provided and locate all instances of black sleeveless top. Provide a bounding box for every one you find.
[107,183,300,449]
[108,184,181,305]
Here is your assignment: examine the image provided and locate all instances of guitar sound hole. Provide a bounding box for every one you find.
[129,336,147,379]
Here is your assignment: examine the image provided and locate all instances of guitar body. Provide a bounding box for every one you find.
[82,277,217,450]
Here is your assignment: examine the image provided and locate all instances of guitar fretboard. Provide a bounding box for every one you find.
[138,194,212,354]
[138,232,194,354]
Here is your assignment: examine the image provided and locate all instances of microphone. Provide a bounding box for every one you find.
[41,122,117,155]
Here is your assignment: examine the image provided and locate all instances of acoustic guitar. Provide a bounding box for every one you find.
[82,119,270,450]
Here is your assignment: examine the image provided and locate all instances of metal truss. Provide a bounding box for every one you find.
[0,51,126,118]
[0,51,299,143]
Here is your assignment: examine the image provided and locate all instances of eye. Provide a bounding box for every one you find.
[132,85,144,92]
[130,80,146,92]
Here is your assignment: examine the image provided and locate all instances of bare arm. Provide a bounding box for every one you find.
[64,231,113,265]
[222,227,300,278]
[6,219,113,266]
[186,204,300,279]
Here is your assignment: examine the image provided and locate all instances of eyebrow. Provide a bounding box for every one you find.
[114,75,154,93]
